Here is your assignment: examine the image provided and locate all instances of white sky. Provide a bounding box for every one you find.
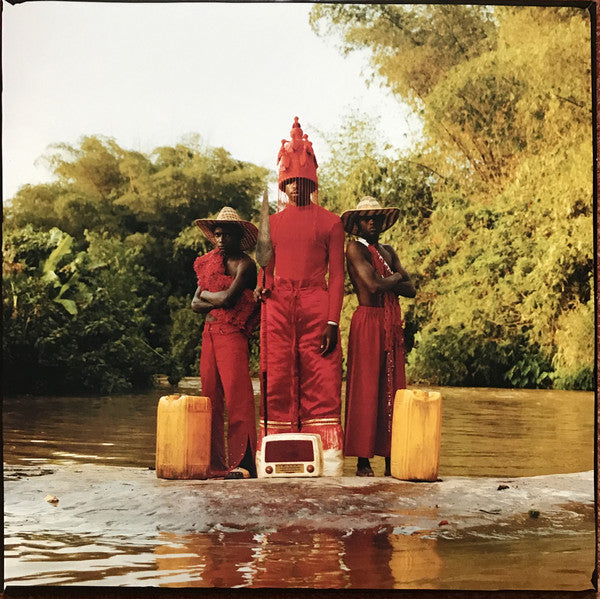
[2,1,422,201]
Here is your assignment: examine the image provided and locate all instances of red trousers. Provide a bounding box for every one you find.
[200,322,257,474]
[260,279,343,454]
[344,306,406,458]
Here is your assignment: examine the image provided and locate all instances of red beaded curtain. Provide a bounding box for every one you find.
[276,117,319,211]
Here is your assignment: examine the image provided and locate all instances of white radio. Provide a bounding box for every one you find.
[257,433,323,478]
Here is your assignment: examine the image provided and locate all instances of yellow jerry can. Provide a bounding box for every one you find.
[155,394,212,479]
[390,389,442,481]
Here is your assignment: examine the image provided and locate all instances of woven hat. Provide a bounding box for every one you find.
[340,196,400,235]
[194,206,258,251]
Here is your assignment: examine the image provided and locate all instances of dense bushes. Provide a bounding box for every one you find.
[3,6,594,393]
[3,226,163,394]
[3,138,269,394]
[313,4,594,390]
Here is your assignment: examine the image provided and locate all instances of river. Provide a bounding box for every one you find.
[3,385,596,590]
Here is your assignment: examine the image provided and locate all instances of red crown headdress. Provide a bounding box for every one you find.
[277,117,318,208]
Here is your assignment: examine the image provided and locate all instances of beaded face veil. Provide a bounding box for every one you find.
[276,117,319,211]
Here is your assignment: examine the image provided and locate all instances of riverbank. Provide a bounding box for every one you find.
[4,463,596,590]
[4,385,596,590]
[5,463,594,537]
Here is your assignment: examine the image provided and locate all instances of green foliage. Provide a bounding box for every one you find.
[3,136,269,395]
[166,296,204,385]
[406,327,552,388]
[8,135,268,242]
[551,298,595,390]
[313,5,594,390]
[3,226,165,394]
[310,4,497,104]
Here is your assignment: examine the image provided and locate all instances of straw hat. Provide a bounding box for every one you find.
[340,196,400,235]
[194,206,258,251]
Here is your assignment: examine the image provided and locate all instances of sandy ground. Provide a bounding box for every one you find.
[4,464,594,538]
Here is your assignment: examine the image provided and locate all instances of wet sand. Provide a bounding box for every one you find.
[5,463,594,542]
[4,464,596,592]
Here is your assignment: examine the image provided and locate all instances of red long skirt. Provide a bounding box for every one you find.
[344,306,406,458]
[200,322,257,474]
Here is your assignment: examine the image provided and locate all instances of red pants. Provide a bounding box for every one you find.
[200,322,257,474]
[344,306,406,458]
[260,280,343,455]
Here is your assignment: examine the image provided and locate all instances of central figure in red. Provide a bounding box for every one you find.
[255,117,345,476]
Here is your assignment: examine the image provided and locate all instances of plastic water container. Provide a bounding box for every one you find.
[155,394,211,479]
[390,389,442,481]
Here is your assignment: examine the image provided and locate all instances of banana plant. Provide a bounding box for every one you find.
[41,231,93,315]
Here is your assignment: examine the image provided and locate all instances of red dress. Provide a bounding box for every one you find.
[343,244,406,458]
[194,249,258,474]
[260,203,345,475]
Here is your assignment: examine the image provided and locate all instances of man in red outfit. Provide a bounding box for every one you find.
[255,117,345,476]
[192,207,259,478]
[341,197,416,477]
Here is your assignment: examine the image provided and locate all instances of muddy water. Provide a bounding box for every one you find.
[3,386,594,476]
[3,386,596,589]
[5,521,596,589]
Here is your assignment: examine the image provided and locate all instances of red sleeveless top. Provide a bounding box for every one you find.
[194,249,258,335]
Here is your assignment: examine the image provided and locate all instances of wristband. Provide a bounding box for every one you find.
[327,321,338,327]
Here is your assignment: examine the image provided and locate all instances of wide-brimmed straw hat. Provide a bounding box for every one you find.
[194,206,258,251]
[340,196,400,235]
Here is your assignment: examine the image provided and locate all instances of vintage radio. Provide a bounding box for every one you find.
[257,433,323,478]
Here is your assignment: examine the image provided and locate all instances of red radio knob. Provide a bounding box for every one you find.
[307,464,314,473]
[265,466,273,474]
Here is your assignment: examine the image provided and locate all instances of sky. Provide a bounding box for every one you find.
[2,1,422,202]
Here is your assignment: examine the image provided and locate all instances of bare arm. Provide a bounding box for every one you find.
[200,256,257,309]
[386,245,416,298]
[191,286,214,314]
[346,241,403,295]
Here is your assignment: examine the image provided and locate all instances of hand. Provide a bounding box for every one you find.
[319,323,338,356]
[254,285,271,302]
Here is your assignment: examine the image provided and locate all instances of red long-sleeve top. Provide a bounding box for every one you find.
[263,203,345,324]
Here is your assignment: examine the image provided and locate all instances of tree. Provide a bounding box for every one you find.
[3,136,270,392]
[312,5,593,389]
[3,226,164,394]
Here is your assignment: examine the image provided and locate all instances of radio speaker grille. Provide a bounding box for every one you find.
[264,439,315,463]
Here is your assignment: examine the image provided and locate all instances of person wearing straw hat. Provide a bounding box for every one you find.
[254,117,346,476]
[341,196,416,477]
[192,206,260,479]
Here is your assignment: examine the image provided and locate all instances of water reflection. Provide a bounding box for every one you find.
[4,531,159,586]
[149,524,593,589]
[5,519,594,589]
[435,387,594,476]
[3,386,595,589]
[3,394,157,468]
[155,529,349,588]
[388,534,443,589]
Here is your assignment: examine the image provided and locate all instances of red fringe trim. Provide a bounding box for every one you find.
[300,423,344,451]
